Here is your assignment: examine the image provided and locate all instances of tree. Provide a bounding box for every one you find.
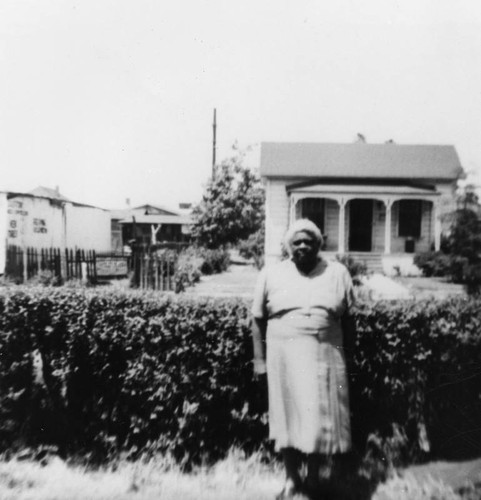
[444,185,481,293]
[191,149,265,248]
[415,184,481,293]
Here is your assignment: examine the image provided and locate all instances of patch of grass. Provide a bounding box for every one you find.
[0,449,477,500]
[0,450,283,500]
[373,472,462,500]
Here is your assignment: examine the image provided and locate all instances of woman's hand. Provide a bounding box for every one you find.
[251,317,267,378]
[253,358,267,377]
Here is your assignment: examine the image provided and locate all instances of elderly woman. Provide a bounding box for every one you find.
[251,219,355,499]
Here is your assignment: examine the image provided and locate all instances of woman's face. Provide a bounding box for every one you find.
[291,231,320,269]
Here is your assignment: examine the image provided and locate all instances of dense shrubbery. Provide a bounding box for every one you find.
[238,229,265,269]
[0,288,480,466]
[415,205,481,294]
[174,247,230,292]
[352,298,481,461]
[413,251,458,278]
[413,250,480,291]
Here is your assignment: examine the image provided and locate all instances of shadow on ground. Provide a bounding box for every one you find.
[304,454,383,500]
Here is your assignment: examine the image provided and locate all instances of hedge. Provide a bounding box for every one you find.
[0,287,480,466]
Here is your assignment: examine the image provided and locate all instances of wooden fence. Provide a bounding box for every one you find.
[130,246,179,292]
[5,246,96,283]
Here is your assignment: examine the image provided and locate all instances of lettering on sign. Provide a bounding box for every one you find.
[8,230,17,238]
[9,220,17,229]
[33,218,48,234]
[8,202,28,216]
[96,257,129,277]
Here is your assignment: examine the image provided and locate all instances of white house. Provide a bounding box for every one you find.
[261,142,462,274]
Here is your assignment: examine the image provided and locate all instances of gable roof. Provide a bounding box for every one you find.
[118,214,192,225]
[110,204,180,220]
[29,186,70,201]
[260,142,462,181]
[7,187,106,210]
[132,204,179,216]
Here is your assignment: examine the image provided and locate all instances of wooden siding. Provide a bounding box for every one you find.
[265,179,289,259]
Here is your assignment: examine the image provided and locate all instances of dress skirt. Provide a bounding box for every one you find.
[266,316,351,455]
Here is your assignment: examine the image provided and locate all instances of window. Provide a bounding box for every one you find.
[300,198,325,233]
[398,200,422,237]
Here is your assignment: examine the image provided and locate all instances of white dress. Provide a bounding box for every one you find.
[252,258,354,454]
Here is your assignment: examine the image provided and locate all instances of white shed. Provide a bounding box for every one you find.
[0,187,111,274]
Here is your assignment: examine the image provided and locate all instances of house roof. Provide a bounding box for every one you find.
[260,142,463,180]
[132,204,179,216]
[288,183,440,197]
[118,214,192,225]
[110,204,180,220]
[28,186,71,201]
[5,187,106,210]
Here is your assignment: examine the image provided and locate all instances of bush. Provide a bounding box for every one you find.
[413,251,473,285]
[173,247,230,292]
[26,270,61,287]
[352,297,481,460]
[0,288,265,465]
[174,251,203,292]
[413,251,453,278]
[238,229,265,269]
[0,288,480,466]
[197,248,230,275]
[335,254,367,284]
[423,207,481,294]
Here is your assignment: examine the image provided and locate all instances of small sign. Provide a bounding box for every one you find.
[96,257,129,277]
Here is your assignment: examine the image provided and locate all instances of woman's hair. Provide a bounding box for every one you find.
[283,218,324,256]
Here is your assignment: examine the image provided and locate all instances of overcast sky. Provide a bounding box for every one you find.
[1,0,480,210]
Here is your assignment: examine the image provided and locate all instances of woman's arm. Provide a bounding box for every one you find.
[251,316,267,375]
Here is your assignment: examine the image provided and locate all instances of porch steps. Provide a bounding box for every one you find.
[346,252,384,274]
[324,252,384,274]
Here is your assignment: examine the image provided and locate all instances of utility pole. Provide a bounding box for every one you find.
[212,108,217,179]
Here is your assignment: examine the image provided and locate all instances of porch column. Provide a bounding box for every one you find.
[338,198,346,254]
[289,195,299,225]
[384,199,392,254]
[433,200,441,251]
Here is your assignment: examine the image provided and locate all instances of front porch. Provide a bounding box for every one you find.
[289,184,442,259]
[287,183,445,275]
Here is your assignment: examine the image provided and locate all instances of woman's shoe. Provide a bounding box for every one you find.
[303,479,331,500]
[275,479,304,499]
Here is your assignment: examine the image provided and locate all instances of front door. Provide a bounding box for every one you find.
[349,199,373,251]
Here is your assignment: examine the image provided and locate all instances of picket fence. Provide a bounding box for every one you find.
[5,244,186,291]
[5,245,96,283]
[129,245,184,292]
[130,250,177,292]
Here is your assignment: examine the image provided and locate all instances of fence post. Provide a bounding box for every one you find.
[81,261,88,283]
[22,247,27,283]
